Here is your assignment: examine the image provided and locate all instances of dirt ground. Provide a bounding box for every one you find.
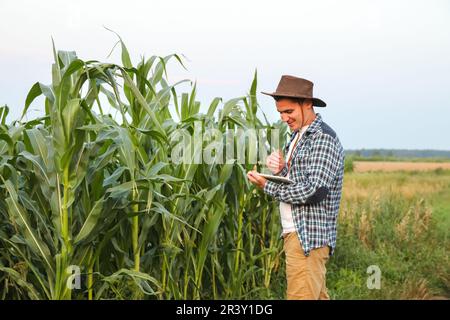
[353,161,450,172]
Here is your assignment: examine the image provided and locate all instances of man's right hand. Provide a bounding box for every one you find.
[266,150,285,174]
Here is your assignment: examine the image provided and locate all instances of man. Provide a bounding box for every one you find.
[247,75,345,300]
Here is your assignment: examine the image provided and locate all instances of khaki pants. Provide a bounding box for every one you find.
[283,232,330,300]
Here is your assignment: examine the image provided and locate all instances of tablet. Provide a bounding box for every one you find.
[258,173,294,184]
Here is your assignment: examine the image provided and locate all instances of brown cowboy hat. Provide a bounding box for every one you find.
[261,75,326,107]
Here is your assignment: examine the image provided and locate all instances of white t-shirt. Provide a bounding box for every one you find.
[280,125,309,234]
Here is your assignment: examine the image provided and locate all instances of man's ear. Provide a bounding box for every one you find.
[303,98,313,109]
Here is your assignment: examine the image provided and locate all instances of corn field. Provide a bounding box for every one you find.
[0,39,288,300]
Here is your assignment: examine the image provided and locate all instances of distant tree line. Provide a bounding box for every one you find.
[345,149,450,159]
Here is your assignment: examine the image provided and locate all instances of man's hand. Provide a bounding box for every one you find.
[247,170,267,189]
[266,150,285,174]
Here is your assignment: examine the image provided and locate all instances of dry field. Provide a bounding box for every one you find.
[354,161,450,173]
[333,170,450,299]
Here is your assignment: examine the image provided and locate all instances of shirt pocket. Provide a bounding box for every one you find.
[293,145,310,167]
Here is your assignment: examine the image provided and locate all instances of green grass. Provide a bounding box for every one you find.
[430,185,450,237]
[327,171,450,299]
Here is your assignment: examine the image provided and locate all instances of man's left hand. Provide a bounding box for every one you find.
[247,170,267,189]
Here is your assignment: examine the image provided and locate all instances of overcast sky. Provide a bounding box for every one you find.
[1,0,449,150]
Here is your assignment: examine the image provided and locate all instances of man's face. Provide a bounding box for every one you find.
[276,98,307,131]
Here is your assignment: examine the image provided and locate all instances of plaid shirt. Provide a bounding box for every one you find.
[263,113,345,256]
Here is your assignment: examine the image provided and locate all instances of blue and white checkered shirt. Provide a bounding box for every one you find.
[263,113,345,256]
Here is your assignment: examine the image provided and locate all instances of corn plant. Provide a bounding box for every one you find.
[0,39,286,300]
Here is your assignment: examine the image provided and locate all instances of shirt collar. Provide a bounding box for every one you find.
[290,113,323,138]
[305,113,323,136]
